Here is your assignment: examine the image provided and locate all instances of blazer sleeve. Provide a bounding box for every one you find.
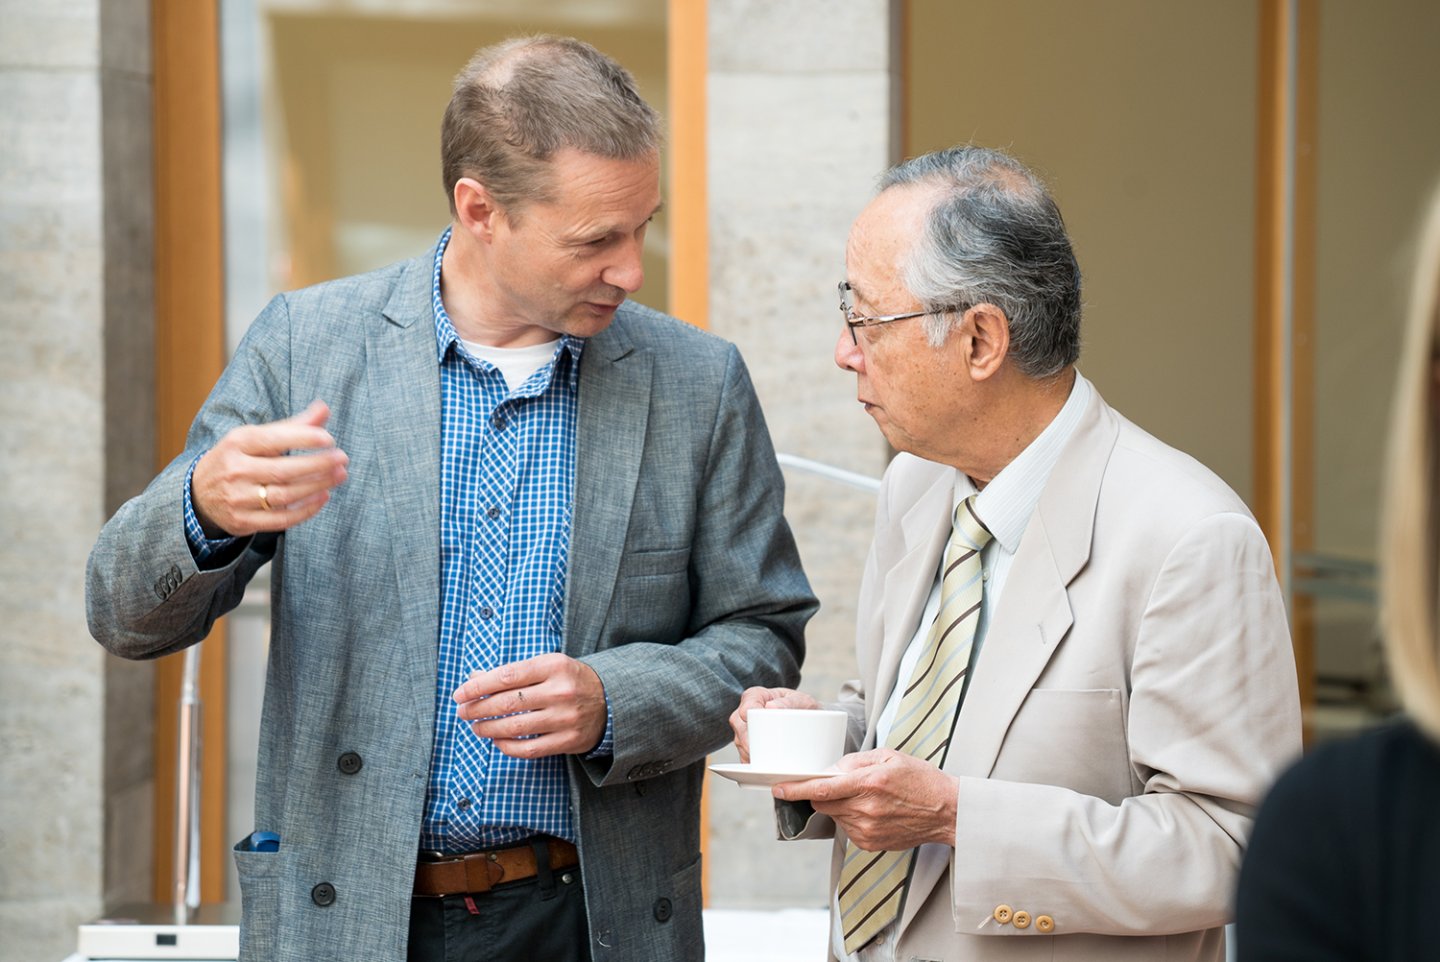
[947,512,1302,936]
[86,295,292,659]
[577,344,818,786]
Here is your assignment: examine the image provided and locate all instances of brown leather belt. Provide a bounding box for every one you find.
[413,838,579,897]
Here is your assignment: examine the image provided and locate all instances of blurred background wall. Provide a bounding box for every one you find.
[1,2,157,958]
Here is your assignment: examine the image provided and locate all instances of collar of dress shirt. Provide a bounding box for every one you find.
[955,371,1093,555]
[429,227,585,391]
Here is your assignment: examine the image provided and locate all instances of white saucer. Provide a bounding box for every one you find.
[708,763,842,790]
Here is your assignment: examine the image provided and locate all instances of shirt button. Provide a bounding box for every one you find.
[982,568,991,581]
[457,797,472,810]
[491,414,507,431]
[486,506,500,519]
[479,606,494,620]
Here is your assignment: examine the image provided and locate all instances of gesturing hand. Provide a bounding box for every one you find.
[190,400,349,537]
[454,653,609,758]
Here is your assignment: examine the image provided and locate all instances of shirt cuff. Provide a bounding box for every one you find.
[183,454,237,562]
[584,698,615,759]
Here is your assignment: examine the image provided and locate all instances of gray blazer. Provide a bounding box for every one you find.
[87,252,817,961]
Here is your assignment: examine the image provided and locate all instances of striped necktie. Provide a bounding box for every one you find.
[837,495,992,955]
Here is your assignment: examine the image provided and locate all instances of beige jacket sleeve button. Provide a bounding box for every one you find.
[1036,915,1054,933]
[993,904,1012,924]
[1012,910,1031,929]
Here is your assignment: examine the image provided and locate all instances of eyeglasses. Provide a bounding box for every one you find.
[838,282,952,344]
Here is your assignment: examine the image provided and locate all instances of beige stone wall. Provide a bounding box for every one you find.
[703,0,899,910]
[0,0,157,959]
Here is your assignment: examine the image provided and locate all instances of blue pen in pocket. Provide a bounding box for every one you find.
[238,831,280,853]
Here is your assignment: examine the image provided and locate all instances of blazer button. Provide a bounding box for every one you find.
[311,882,336,907]
[992,904,1012,925]
[1036,915,1055,933]
[653,898,672,922]
[153,564,183,600]
[1013,910,1031,930]
[337,752,362,775]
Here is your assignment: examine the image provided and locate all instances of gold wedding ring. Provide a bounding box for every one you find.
[257,484,272,512]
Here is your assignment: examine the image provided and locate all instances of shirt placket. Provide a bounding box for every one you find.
[450,368,518,840]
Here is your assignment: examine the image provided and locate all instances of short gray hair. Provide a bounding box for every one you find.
[441,35,661,216]
[879,145,1082,379]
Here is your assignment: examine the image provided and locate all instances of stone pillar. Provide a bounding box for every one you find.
[705,0,900,909]
[0,1,156,958]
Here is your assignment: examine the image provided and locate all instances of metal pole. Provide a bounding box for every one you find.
[776,453,882,493]
[173,643,204,923]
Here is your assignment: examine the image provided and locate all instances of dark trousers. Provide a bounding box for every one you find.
[406,868,590,962]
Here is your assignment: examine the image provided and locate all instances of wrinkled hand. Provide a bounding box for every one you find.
[454,653,608,758]
[773,748,959,851]
[728,687,822,763]
[191,400,349,537]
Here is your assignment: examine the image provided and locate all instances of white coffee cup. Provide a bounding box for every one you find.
[747,708,848,773]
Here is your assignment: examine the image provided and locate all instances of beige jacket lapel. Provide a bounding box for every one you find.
[861,466,955,750]
[896,390,1119,937]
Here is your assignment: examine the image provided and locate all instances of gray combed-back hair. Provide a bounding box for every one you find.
[441,35,661,216]
[879,145,1082,379]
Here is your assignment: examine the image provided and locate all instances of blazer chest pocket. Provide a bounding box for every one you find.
[991,688,1131,804]
[611,547,691,642]
[620,546,690,578]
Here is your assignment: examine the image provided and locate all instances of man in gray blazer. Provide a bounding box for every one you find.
[87,36,815,962]
[730,146,1301,960]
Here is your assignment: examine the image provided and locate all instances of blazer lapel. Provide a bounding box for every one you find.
[564,311,653,656]
[367,256,443,741]
[863,466,955,748]
[898,389,1119,936]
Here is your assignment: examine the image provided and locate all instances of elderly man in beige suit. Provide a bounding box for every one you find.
[730,145,1302,961]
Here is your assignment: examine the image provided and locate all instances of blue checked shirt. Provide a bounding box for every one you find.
[420,227,594,851]
[183,228,610,851]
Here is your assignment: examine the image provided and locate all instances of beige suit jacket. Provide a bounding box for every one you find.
[796,387,1301,961]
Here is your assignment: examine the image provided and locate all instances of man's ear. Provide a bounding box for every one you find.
[453,177,503,241]
[963,303,1010,381]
